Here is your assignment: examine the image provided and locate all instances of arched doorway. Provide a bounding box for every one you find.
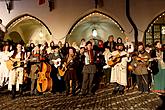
[66,11,125,45]
[5,14,52,45]
[144,11,165,45]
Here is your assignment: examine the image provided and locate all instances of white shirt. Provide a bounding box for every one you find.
[124,42,134,53]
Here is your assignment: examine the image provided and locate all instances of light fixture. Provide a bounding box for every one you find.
[39,30,44,38]
[92,28,97,37]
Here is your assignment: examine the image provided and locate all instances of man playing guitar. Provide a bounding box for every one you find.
[48,46,63,94]
[8,43,26,99]
[131,42,150,94]
[110,43,131,95]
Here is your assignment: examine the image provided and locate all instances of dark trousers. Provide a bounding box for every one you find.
[103,68,111,84]
[76,70,83,90]
[52,77,65,93]
[114,82,125,92]
[65,80,76,95]
[81,73,95,94]
[136,74,149,92]
[11,84,23,99]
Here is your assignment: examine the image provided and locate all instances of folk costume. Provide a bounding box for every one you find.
[110,49,130,94]
[132,50,150,93]
[152,49,165,93]
[48,46,64,94]
[9,47,26,98]
[81,42,97,95]
[29,50,41,95]
[103,48,111,85]
[64,53,78,96]
[0,50,13,87]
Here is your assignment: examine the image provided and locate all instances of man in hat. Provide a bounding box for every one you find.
[131,42,150,93]
[48,46,63,94]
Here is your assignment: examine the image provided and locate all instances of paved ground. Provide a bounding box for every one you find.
[0,85,164,110]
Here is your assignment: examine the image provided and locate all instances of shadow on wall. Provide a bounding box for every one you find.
[8,31,23,43]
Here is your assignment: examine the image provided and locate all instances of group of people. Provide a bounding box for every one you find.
[0,34,165,99]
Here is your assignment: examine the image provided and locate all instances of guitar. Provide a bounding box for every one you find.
[6,58,33,70]
[136,56,149,62]
[58,62,67,76]
[108,54,127,67]
[58,60,72,76]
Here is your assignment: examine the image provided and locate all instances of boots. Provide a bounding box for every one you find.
[11,85,16,99]
[19,84,23,96]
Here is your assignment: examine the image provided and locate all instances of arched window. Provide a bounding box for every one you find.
[144,12,165,45]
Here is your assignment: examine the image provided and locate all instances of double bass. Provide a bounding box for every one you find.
[37,62,52,92]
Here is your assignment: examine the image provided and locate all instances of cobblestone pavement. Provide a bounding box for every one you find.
[0,85,164,110]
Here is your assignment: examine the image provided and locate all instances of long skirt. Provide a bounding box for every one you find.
[152,65,165,93]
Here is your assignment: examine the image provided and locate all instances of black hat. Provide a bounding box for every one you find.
[52,46,60,49]
[138,42,144,46]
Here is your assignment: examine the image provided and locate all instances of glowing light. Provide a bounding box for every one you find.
[69,12,124,35]
[39,31,44,37]
[92,29,97,37]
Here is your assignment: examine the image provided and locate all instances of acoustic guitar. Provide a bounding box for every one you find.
[6,58,25,70]
[6,58,34,70]
[58,62,67,76]
[136,56,149,62]
[108,54,127,67]
[58,59,73,76]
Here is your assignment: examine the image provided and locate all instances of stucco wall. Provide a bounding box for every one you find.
[0,0,165,43]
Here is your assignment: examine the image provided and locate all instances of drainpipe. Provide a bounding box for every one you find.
[126,0,138,50]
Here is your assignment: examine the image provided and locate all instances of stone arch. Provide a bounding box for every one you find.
[66,10,125,45]
[5,14,52,45]
[8,31,22,43]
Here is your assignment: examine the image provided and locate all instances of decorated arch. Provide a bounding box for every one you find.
[5,14,52,45]
[66,10,125,45]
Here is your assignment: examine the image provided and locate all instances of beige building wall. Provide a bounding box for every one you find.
[0,0,165,43]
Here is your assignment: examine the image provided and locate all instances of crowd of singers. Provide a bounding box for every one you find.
[0,35,165,99]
